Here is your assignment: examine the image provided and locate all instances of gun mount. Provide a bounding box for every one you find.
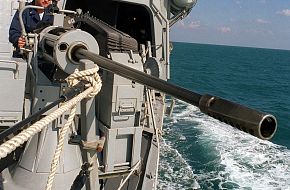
[39,26,277,140]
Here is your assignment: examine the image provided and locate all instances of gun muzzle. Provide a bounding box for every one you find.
[199,94,277,140]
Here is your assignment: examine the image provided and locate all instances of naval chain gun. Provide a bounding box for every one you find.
[0,0,277,189]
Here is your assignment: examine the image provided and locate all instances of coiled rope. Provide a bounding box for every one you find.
[0,66,102,190]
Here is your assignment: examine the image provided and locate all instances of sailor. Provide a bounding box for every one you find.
[9,0,53,57]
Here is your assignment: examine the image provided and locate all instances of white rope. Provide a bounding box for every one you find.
[147,89,160,190]
[117,160,141,190]
[0,86,90,159]
[45,66,102,190]
[0,67,101,160]
[45,106,77,190]
[0,66,101,190]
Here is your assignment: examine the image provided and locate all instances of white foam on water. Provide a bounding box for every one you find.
[160,100,290,189]
[158,137,197,190]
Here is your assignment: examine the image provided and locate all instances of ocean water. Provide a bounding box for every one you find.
[158,42,290,190]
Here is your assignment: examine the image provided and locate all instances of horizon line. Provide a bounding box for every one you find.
[171,41,290,51]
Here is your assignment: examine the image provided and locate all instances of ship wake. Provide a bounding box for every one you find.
[159,100,290,190]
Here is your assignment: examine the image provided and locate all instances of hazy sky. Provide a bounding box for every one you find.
[170,0,290,50]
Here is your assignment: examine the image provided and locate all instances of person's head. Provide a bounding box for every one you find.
[34,0,52,8]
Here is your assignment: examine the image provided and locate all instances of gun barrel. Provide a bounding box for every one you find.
[72,48,277,140]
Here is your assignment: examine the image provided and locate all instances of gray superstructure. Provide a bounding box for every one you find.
[0,1,277,190]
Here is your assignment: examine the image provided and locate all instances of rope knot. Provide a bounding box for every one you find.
[66,66,102,98]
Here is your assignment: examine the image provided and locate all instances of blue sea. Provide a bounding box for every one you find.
[158,42,290,190]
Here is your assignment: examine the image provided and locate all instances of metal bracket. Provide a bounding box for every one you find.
[69,135,106,152]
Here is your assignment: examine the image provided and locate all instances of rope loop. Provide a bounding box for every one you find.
[45,66,102,190]
[66,66,101,98]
